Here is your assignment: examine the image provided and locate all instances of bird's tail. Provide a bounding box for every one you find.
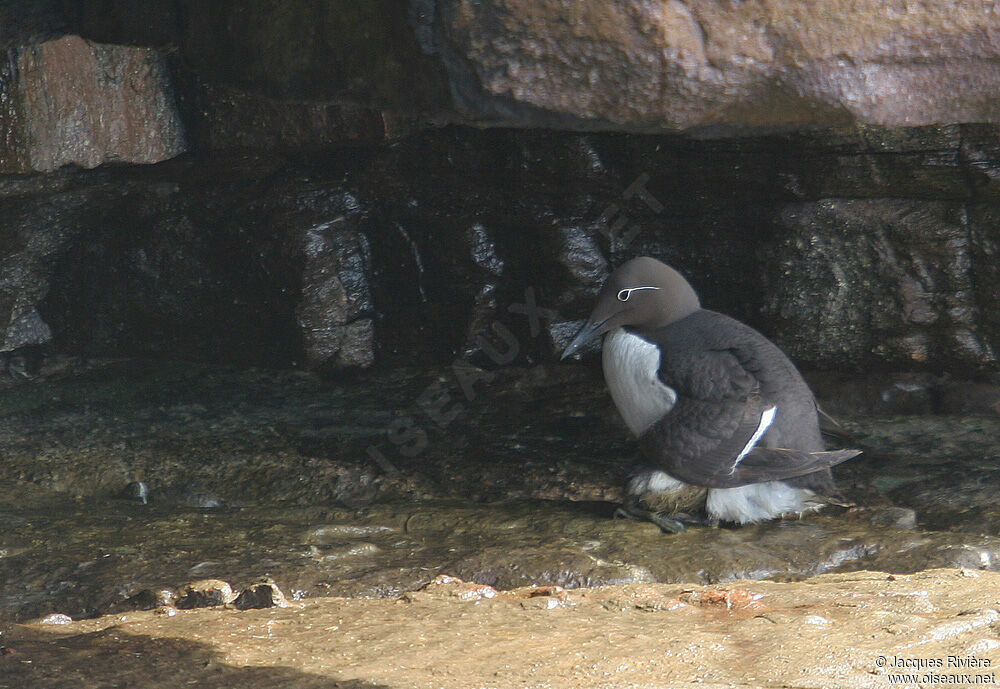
[747,447,861,477]
[704,447,862,488]
[817,405,857,446]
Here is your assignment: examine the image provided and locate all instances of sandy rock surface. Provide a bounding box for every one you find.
[4,569,1000,688]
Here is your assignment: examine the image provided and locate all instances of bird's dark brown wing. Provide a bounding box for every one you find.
[639,386,860,488]
[638,332,859,488]
[636,342,770,486]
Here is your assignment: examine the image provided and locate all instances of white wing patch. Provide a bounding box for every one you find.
[730,405,777,473]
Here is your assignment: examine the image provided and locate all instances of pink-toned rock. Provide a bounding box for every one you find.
[436,0,1000,131]
[0,35,185,173]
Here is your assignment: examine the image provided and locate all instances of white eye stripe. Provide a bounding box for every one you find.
[616,286,661,302]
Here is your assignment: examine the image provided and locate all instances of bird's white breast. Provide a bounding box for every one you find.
[602,327,677,436]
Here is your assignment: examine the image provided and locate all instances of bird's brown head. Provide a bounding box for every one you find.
[561,257,700,359]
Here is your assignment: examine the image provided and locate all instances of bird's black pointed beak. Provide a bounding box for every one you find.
[560,318,608,360]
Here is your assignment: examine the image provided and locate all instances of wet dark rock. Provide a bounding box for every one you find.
[177,490,229,510]
[957,123,1000,200]
[0,128,998,372]
[0,1,65,49]
[3,378,1000,622]
[764,200,996,371]
[458,223,507,358]
[309,542,382,563]
[120,481,150,505]
[548,320,598,360]
[305,524,397,543]
[31,155,303,367]
[837,415,1000,537]
[328,469,381,511]
[553,225,609,306]
[233,580,289,610]
[867,506,918,531]
[11,485,1000,622]
[546,225,609,358]
[2,312,51,356]
[809,372,1000,419]
[466,223,505,278]
[806,372,940,418]
[940,545,997,571]
[938,380,1000,416]
[967,203,1000,351]
[184,82,389,151]
[283,192,376,370]
[0,172,101,358]
[176,579,235,609]
[0,344,46,378]
[119,588,176,612]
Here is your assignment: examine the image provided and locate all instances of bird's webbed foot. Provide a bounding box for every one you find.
[615,495,706,534]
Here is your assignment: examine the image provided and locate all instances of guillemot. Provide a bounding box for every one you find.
[562,257,860,533]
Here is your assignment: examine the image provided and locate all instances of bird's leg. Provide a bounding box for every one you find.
[671,512,716,527]
[615,494,688,534]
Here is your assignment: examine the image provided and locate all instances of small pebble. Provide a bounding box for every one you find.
[803,615,832,626]
[429,574,460,585]
[453,584,497,601]
[177,579,236,609]
[520,597,561,610]
[234,580,290,610]
[39,613,73,625]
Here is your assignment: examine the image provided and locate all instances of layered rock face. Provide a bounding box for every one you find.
[3,126,1000,374]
